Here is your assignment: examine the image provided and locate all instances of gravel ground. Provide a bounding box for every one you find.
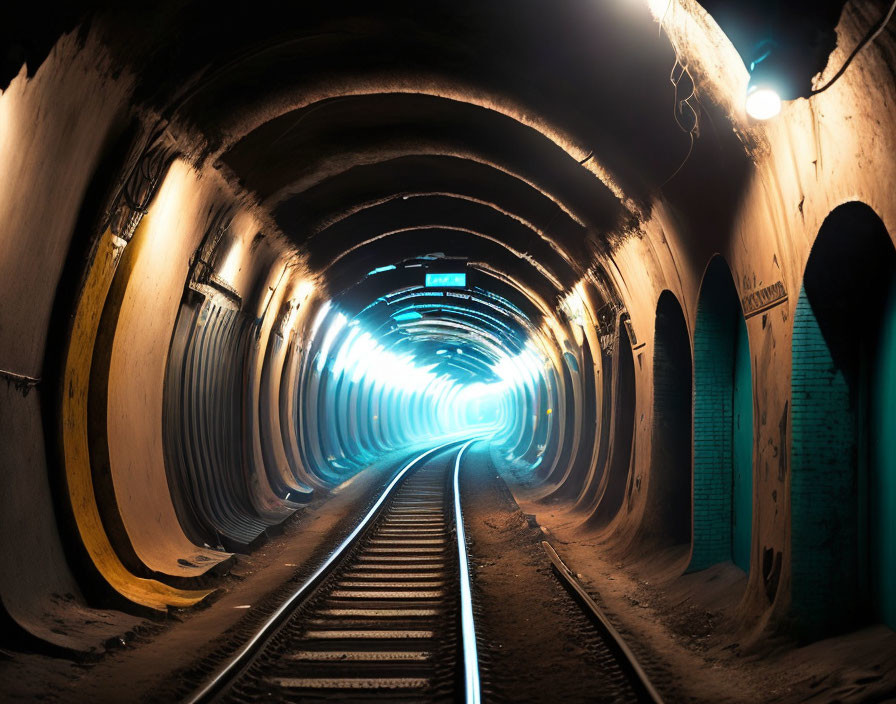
[460,442,640,703]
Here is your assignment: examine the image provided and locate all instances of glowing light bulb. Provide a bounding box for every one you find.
[745,86,782,120]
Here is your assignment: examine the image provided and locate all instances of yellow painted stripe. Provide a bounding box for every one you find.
[61,225,211,610]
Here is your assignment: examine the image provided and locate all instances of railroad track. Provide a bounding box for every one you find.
[185,437,663,703]
[187,438,480,703]
[542,542,664,704]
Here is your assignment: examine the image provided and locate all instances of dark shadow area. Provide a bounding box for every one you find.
[584,320,636,529]
[645,291,692,547]
[791,201,896,639]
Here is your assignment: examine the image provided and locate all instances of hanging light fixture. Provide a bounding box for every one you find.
[744,40,783,120]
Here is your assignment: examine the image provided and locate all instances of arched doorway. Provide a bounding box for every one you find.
[791,202,896,637]
[690,256,753,573]
[648,291,692,546]
[583,318,636,529]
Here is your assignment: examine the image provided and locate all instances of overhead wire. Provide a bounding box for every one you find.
[649,0,700,187]
[810,0,896,95]
[656,0,896,184]
[660,55,700,187]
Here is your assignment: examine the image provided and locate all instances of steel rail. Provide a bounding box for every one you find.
[185,437,474,704]
[452,439,482,704]
[542,541,664,704]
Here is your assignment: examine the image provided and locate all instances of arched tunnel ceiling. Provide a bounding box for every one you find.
[221,93,626,235]
[143,1,686,186]
[68,0,738,394]
[261,155,588,263]
[338,263,547,384]
[320,219,569,298]
[83,0,700,308]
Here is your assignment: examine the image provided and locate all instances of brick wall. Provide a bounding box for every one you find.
[872,283,896,630]
[690,260,753,573]
[791,285,859,638]
[691,289,736,570]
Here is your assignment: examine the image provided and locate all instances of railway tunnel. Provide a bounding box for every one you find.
[1,0,896,701]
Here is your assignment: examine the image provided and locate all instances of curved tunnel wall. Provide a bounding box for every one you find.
[165,296,271,551]
[582,316,636,531]
[0,0,894,656]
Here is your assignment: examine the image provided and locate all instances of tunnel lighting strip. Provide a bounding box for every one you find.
[186,436,479,704]
[453,439,482,704]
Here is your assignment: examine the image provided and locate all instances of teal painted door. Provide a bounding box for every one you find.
[732,317,753,572]
[873,283,896,630]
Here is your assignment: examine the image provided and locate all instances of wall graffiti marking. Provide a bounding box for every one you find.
[742,281,787,318]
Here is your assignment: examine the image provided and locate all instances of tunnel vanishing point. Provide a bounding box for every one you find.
[1,1,896,702]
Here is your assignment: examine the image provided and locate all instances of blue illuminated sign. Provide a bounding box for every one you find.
[425,272,466,287]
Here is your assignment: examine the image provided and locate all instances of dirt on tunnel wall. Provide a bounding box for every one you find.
[0,0,894,659]
[590,0,896,642]
[0,32,139,650]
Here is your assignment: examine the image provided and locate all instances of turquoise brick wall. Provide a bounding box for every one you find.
[732,323,753,571]
[690,259,753,573]
[791,285,859,638]
[872,282,896,630]
[791,202,896,639]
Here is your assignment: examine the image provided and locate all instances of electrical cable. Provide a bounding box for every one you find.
[810,0,896,95]
[660,131,695,187]
[661,57,699,187]
[656,0,673,37]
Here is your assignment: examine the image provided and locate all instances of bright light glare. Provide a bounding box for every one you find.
[560,289,586,328]
[217,241,243,285]
[493,345,542,387]
[745,86,781,120]
[325,314,450,396]
[295,281,314,301]
[309,300,332,340]
[331,327,361,377]
[316,312,347,371]
[311,304,554,447]
[646,0,672,19]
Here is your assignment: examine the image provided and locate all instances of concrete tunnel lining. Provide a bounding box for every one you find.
[0,0,895,699]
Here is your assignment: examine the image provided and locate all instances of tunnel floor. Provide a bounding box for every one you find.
[460,445,640,703]
[1,441,893,703]
[4,1,896,701]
